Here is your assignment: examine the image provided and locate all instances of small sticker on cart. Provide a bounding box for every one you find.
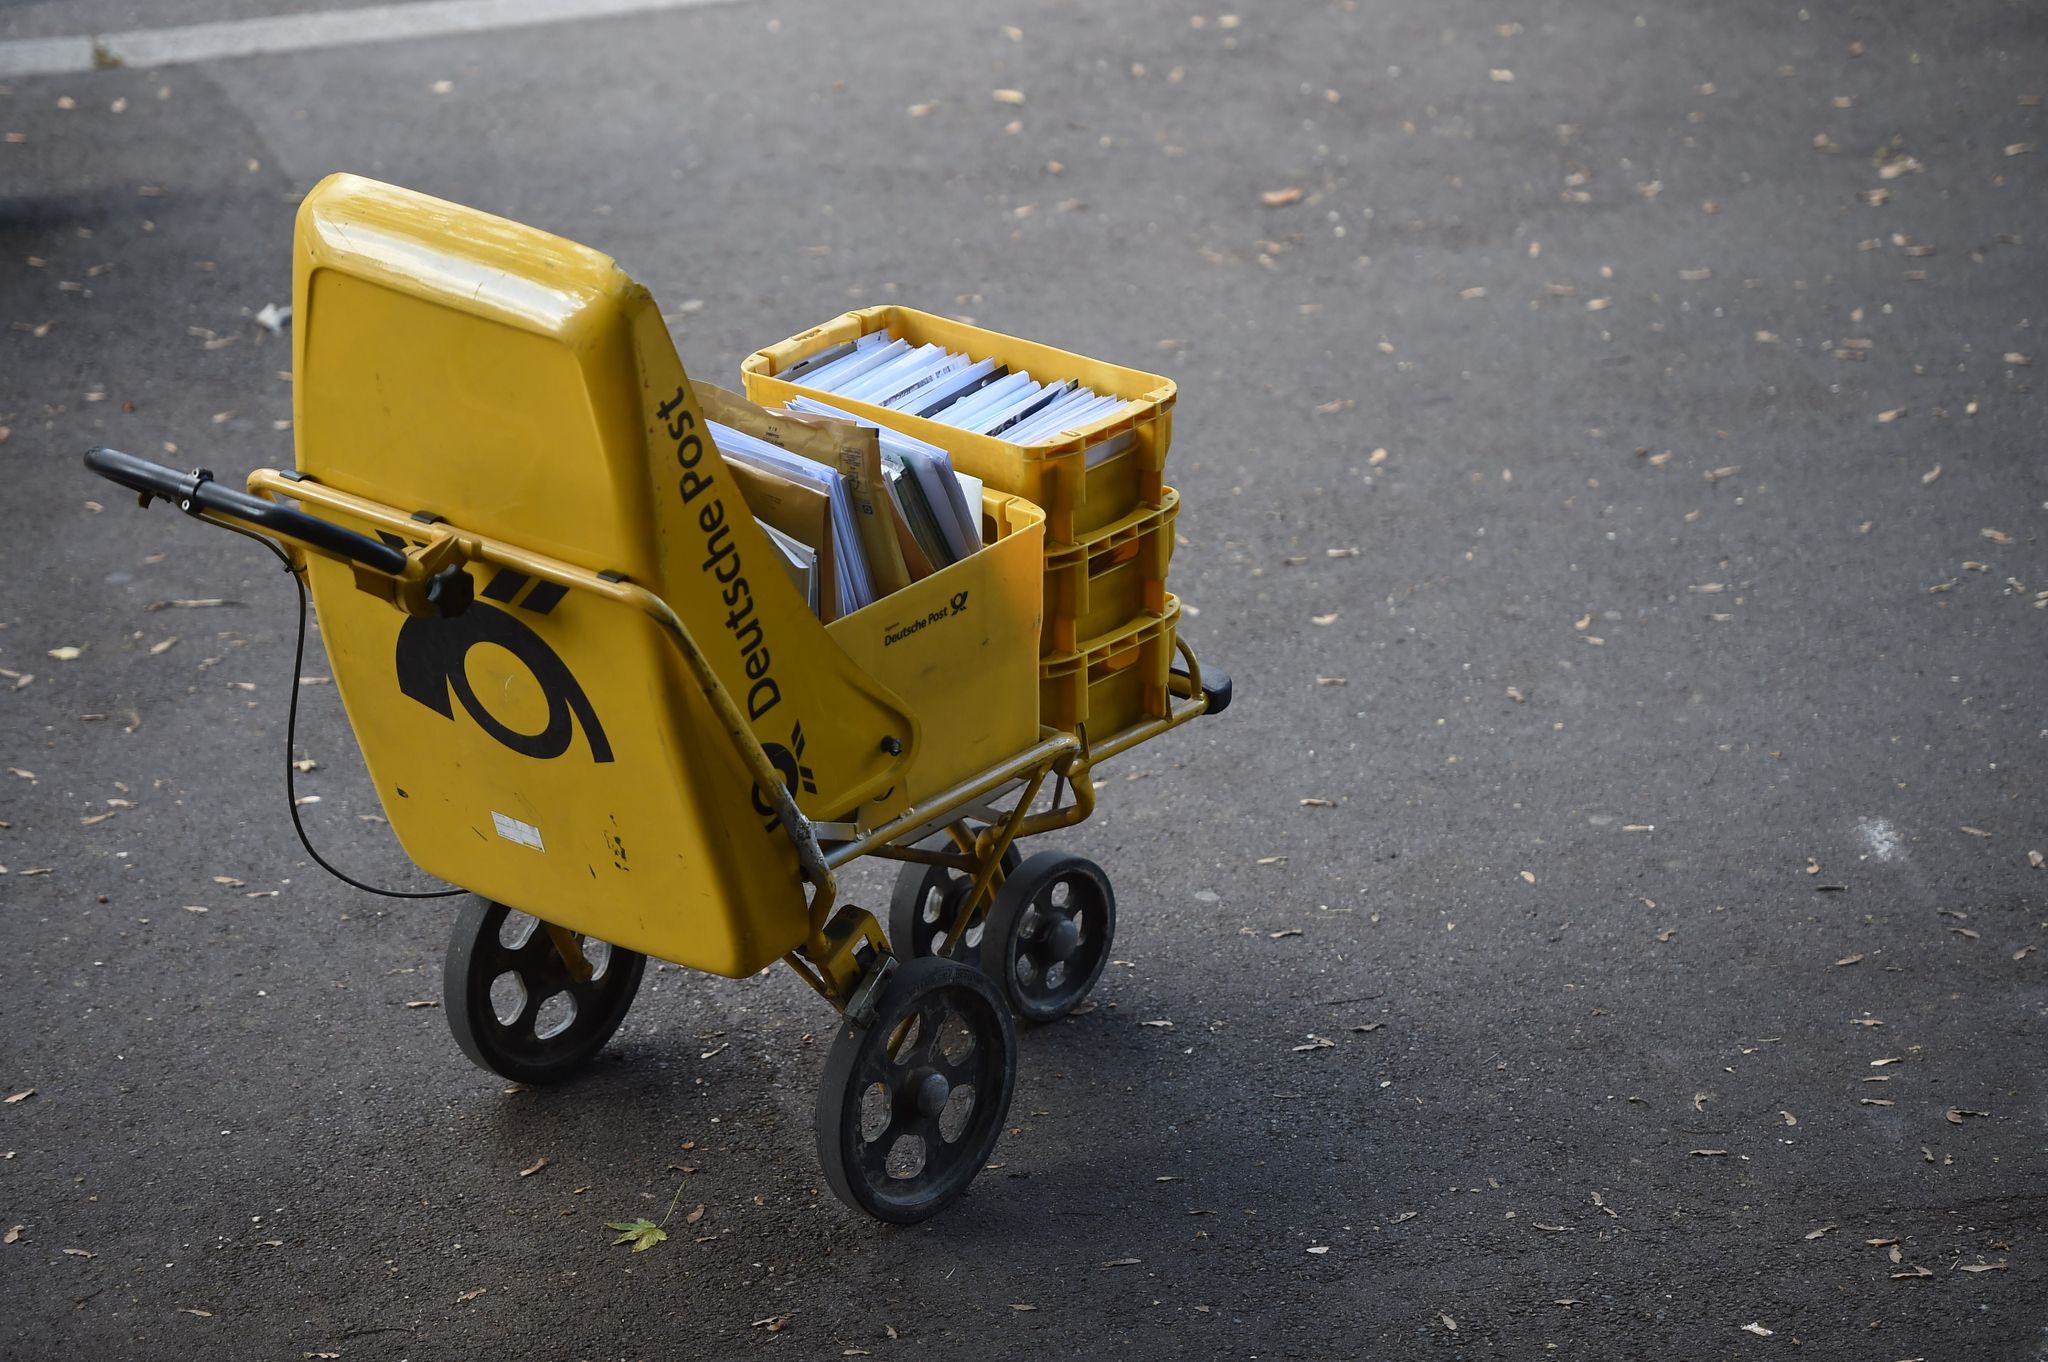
[492,811,545,851]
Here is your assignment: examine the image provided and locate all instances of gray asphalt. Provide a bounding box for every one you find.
[3,0,2045,1358]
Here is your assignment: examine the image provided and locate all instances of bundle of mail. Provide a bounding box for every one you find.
[696,382,984,623]
[700,329,1140,623]
[781,329,1134,451]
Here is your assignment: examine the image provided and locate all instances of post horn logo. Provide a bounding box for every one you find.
[752,721,817,822]
[393,568,614,763]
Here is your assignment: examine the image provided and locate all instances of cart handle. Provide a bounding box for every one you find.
[85,446,409,577]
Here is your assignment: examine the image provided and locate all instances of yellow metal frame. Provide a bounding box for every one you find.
[229,469,1210,1013]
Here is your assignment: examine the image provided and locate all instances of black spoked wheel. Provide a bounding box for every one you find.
[442,898,647,1085]
[815,957,1017,1224]
[888,828,1024,962]
[980,851,1116,1022]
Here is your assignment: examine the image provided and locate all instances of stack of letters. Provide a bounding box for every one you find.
[697,383,986,623]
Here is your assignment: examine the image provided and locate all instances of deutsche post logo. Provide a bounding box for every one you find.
[752,721,817,822]
[393,568,614,763]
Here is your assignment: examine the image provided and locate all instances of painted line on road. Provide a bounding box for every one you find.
[0,0,749,79]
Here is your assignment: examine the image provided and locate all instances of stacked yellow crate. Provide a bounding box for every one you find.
[744,306,1180,745]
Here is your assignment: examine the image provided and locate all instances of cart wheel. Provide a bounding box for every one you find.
[979,851,1116,1023]
[888,832,1023,961]
[442,898,647,1085]
[815,956,1017,1224]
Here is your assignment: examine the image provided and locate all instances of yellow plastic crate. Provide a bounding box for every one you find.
[1041,488,1177,656]
[741,305,1175,544]
[827,491,1044,830]
[1038,597,1181,743]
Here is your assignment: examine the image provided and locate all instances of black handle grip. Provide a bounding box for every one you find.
[84,447,409,577]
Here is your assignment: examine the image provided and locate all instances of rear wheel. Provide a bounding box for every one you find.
[443,898,645,1084]
[814,957,1016,1223]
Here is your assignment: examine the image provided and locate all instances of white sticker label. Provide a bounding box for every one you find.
[491,811,545,851]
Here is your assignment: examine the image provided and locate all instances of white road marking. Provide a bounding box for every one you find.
[0,0,748,79]
[1855,816,1904,863]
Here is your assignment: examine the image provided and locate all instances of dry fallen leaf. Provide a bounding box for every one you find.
[1519,870,1537,884]
[1741,1323,1774,1338]
[1300,798,1335,808]
[1891,1265,1934,1279]
[1261,187,1303,207]
[1804,1224,1834,1240]
[518,1156,548,1177]
[47,646,82,661]
[1689,1149,1729,1157]
[1835,954,1865,967]
[991,89,1025,105]
[4,1089,33,1104]
[457,1287,486,1303]
[1311,612,1340,625]
[1958,1261,2009,1273]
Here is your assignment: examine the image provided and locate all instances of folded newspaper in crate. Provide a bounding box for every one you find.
[784,329,1139,467]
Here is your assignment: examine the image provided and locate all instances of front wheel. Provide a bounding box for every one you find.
[979,851,1116,1022]
[888,827,1023,962]
[442,898,646,1085]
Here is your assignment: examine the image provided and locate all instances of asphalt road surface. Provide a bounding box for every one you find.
[3,0,2044,1358]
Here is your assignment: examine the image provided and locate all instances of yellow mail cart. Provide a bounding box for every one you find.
[85,175,1229,1223]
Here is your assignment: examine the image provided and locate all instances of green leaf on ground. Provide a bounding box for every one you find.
[605,1219,669,1253]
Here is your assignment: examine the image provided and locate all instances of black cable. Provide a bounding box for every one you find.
[230,525,464,899]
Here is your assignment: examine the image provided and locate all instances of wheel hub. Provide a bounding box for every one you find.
[1045,914,1081,961]
[912,1069,951,1118]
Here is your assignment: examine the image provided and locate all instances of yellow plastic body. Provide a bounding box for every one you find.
[288,175,1040,977]
[742,305,1175,545]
